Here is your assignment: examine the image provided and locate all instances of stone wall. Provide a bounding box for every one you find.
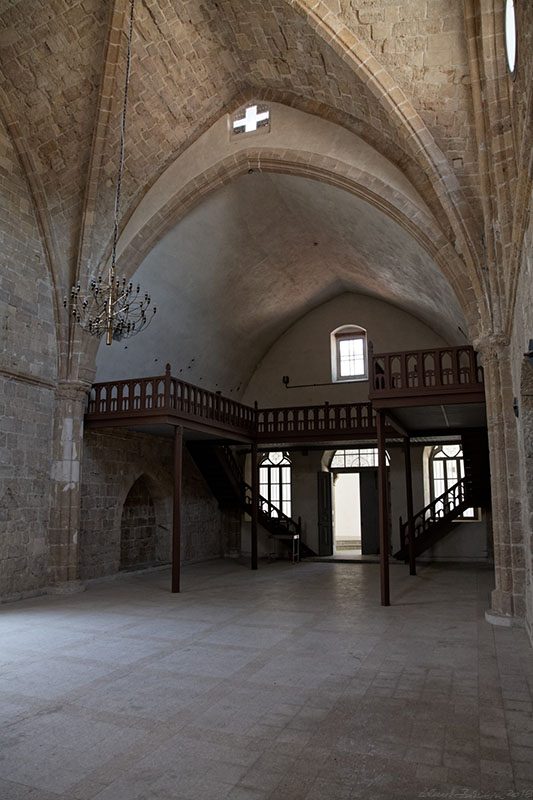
[0,378,56,601]
[0,115,58,602]
[510,201,533,643]
[506,1,533,639]
[79,429,231,580]
[120,475,158,569]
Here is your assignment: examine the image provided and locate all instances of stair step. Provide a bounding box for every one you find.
[336,539,361,551]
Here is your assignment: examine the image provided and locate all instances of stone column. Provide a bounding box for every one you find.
[476,336,524,621]
[47,379,91,592]
[518,355,533,642]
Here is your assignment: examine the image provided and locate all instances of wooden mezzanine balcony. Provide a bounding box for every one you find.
[368,344,484,408]
[85,345,486,443]
[84,364,394,444]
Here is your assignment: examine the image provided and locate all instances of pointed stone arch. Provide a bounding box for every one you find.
[112,146,486,338]
[282,0,485,294]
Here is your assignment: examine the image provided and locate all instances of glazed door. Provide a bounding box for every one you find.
[360,469,380,554]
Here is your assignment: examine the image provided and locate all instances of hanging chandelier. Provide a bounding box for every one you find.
[64,0,155,346]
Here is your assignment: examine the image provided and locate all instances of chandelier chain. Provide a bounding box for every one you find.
[111,0,135,274]
[64,0,156,345]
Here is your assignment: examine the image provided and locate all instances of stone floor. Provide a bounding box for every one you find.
[0,559,532,800]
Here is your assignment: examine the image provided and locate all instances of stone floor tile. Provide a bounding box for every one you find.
[0,657,116,701]
[515,779,533,792]
[227,788,269,800]
[510,744,533,762]
[0,710,145,795]
[0,561,532,799]
[0,778,62,800]
[404,745,443,766]
[479,744,512,762]
[73,668,219,722]
[66,778,110,800]
[480,758,514,777]
[513,761,533,781]
[442,751,480,770]
[303,776,353,800]
[415,764,449,783]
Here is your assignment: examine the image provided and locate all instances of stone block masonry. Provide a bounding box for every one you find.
[0,112,58,602]
[80,428,236,581]
[120,475,157,568]
[0,377,55,601]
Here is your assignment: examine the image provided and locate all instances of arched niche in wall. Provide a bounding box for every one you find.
[119,474,169,570]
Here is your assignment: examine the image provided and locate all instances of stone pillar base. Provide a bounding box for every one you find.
[490,586,514,616]
[48,580,86,596]
[485,609,524,628]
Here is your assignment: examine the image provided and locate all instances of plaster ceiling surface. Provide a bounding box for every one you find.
[95,172,467,394]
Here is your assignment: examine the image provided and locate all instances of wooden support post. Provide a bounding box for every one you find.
[404,436,416,576]
[172,425,183,593]
[377,411,390,606]
[251,442,258,570]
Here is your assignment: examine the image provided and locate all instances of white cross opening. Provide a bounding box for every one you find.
[233,104,270,133]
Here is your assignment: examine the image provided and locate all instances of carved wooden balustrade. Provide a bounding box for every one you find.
[256,401,382,442]
[369,345,484,405]
[86,365,256,439]
[86,346,485,443]
[86,369,392,442]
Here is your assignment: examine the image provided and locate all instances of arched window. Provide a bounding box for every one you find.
[259,451,291,518]
[429,444,476,519]
[505,0,517,75]
[330,325,368,382]
[330,447,389,469]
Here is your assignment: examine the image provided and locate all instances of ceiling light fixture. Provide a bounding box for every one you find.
[64,0,155,345]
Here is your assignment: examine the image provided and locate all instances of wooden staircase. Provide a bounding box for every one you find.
[394,477,472,560]
[187,443,243,509]
[188,443,316,559]
[242,482,316,560]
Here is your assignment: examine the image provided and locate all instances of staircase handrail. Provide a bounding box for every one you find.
[219,445,244,491]
[400,477,468,545]
[243,481,301,537]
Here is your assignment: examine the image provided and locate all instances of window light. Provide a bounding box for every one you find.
[505,0,517,74]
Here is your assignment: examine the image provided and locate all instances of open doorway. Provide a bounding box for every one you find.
[333,472,361,553]
[329,448,389,555]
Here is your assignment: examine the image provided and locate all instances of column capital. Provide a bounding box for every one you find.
[55,379,92,403]
[473,332,509,365]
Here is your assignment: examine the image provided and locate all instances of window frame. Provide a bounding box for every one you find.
[329,448,390,470]
[330,325,368,383]
[259,451,292,519]
[428,444,480,522]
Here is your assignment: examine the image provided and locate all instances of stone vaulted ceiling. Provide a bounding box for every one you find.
[95,172,467,392]
[0,0,485,386]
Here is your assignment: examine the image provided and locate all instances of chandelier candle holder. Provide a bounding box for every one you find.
[66,273,155,345]
[64,0,155,345]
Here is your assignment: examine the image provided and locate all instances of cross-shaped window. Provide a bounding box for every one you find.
[232,103,270,136]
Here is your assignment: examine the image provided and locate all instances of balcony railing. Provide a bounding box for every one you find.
[87,366,256,437]
[86,346,485,442]
[369,345,484,402]
[256,401,380,441]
